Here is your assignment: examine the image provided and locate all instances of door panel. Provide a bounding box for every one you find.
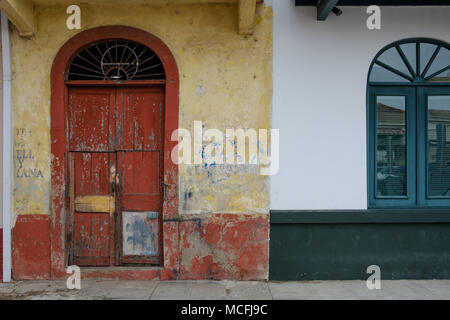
[117,87,163,212]
[70,152,116,266]
[69,88,116,152]
[74,152,112,196]
[118,87,163,151]
[117,151,161,263]
[73,213,111,266]
[122,211,159,257]
[118,151,161,211]
[117,87,163,263]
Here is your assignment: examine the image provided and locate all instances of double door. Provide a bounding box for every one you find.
[68,86,164,266]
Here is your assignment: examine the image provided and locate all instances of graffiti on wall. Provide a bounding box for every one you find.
[15,128,44,179]
[13,127,49,216]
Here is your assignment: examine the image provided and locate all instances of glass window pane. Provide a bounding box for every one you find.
[427,68,450,82]
[427,95,450,198]
[427,69,450,82]
[425,47,450,77]
[400,43,417,74]
[370,64,409,82]
[376,96,407,197]
[377,47,411,77]
[420,43,438,75]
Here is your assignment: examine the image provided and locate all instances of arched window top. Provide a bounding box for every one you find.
[369,38,450,84]
[67,39,166,81]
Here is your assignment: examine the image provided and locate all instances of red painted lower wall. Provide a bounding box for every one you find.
[12,215,51,280]
[0,228,3,282]
[12,213,269,280]
[178,214,269,280]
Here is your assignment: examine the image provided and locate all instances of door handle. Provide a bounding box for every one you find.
[109,164,117,216]
[110,164,117,194]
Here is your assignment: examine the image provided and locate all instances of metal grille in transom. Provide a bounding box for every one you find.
[67,39,166,81]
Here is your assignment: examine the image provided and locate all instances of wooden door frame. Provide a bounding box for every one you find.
[50,26,179,278]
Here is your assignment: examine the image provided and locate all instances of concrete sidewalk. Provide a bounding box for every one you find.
[1,280,450,300]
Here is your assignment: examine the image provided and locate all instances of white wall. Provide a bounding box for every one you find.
[271,1,450,210]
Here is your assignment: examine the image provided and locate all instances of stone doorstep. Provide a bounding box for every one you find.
[79,266,163,280]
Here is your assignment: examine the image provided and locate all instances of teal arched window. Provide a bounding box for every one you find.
[368,38,450,207]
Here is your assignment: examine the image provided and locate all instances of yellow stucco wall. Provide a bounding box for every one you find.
[10,2,273,220]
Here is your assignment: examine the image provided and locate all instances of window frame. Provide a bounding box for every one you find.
[368,86,417,208]
[417,87,450,207]
[367,38,450,208]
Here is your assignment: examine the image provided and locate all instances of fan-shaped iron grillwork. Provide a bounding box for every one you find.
[67,40,166,81]
[369,39,450,83]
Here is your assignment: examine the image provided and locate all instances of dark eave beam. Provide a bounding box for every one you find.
[317,0,339,20]
[297,0,450,5]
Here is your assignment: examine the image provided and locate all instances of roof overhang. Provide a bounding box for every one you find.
[0,0,35,37]
[0,0,263,37]
[296,0,450,21]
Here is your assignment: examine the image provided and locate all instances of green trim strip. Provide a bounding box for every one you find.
[270,210,450,224]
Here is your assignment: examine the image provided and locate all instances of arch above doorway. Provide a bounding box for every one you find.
[50,26,179,278]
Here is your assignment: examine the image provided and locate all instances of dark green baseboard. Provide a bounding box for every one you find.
[269,210,450,280]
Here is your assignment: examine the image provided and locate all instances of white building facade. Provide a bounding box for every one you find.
[270,1,450,280]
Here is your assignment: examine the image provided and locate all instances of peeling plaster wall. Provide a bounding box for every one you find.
[10,3,273,221]
[178,213,269,279]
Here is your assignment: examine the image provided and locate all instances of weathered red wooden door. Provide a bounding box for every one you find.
[117,87,164,264]
[68,86,164,266]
